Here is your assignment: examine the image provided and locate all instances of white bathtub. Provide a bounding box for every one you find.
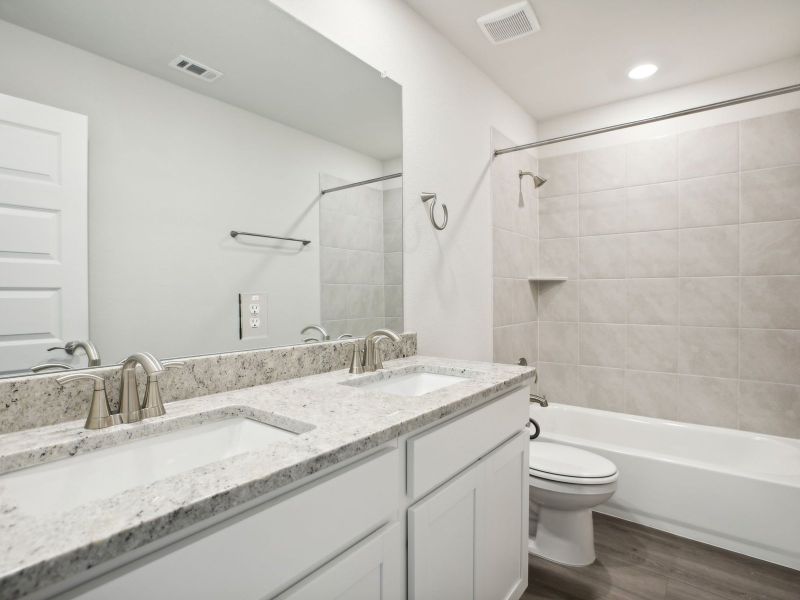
[530,403,800,570]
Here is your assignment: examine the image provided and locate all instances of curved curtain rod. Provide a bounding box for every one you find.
[320,172,402,195]
[494,83,800,156]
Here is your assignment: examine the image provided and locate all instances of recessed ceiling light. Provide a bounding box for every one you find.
[628,63,658,80]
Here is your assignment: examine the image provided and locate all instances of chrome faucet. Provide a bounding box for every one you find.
[530,393,548,407]
[56,373,121,429]
[48,340,101,367]
[363,329,401,372]
[31,362,72,373]
[301,324,330,342]
[118,352,164,423]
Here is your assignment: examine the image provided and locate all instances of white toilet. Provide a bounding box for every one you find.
[528,442,618,566]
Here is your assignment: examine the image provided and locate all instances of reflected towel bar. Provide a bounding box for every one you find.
[320,172,402,195]
[230,230,311,245]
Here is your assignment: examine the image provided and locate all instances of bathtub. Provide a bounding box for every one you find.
[529,403,800,570]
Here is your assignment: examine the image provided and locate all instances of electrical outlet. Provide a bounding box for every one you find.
[239,292,268,339]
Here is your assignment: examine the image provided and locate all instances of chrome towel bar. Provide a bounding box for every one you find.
[230,230,311,245]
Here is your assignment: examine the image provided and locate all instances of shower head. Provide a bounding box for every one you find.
[519,170,547,188]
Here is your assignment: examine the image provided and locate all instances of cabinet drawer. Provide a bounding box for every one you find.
[406,386,528,499]
[63,448,399,600]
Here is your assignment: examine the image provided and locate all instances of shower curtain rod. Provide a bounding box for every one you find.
[320,172,402,195]
[494,83,800,156]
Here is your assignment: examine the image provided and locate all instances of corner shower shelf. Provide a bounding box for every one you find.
[528,276,568,282]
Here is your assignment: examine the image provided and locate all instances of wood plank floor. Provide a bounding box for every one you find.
[522,513,800,600]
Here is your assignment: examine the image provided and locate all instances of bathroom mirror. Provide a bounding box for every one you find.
[0,0,403,377]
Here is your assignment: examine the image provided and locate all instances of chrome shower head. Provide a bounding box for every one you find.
[519,170,547,188]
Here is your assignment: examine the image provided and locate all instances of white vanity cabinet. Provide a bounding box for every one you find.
[44,385,529,600]
[407,426,529,600]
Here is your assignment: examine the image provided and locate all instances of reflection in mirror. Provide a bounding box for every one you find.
[0,0,402,378]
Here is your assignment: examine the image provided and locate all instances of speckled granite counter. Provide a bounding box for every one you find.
[0,356,533,599]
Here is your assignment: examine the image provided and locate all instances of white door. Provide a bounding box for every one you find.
[278,524,403,600]
[408,432,529,600]
[0,92,88,374]
[479,431,529,600]
[408,459,482,600]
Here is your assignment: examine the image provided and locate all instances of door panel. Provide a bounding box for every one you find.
[0,92,88,374]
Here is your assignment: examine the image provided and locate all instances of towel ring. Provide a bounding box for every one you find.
[421,192,448,230]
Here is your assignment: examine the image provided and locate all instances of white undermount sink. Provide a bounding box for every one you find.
[0,418,297,518]
[350,371,470,397]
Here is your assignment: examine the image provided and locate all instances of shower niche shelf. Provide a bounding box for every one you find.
[528,276,568,282]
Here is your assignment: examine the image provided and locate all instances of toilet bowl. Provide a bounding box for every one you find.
[528,442,618,566]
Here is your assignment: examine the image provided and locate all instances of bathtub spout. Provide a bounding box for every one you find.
[530,393,548,407]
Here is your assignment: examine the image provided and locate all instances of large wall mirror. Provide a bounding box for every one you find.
[0,0,403,378]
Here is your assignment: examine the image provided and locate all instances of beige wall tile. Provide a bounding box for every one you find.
[511,279,537,323]
[539,154,578,198]
[493,325,515,364]
[626,278,679,325]
[678,122,738,179]
[679,277,739,327]
[679,225,739,277]
[580,279,626,323]
[538,362,580,406]
[581,323,626,368]
[676,375,739,428]
[627,135,677,187]
[321,247,350,284]
[321,284,349,321]
[539,194,578,239]
[740,109,800,170]
[540,237,578,278]
[512,322,538,365]
[383,252,402,284]
[538,280,578,322]
[627,325,678,373]
[739,380,800,437]
[678,326,738,378]
[627,230,678,278]
[627,182,678,232]
[740,328,800,385]
[624,370,678,420]
[385,285,403,318]
[578,145,626,193]
[678,173,739,228]
[580,188,627,236]
[539,321,579,364]
[740,165,800,224]
[580,234,627,279]
[578,366,626,412]
[740,220,800,276]
[493,277,514,327]
[741,276,800,329]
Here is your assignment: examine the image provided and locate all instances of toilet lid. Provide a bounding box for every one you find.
[529,442,617,479]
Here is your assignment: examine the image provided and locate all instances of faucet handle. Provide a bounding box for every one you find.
[57,373,121,429]
[348,341,365,375]
[140,359,181,419]
[162,359,185,369]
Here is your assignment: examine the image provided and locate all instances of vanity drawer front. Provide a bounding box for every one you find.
[406,387,528,499]
[65,448,399,600]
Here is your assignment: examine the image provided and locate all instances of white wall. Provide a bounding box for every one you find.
[0,19,384,364]
[538,56,800,156]
[273,0,537,361]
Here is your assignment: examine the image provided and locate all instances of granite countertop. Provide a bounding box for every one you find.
[0,356,532,599]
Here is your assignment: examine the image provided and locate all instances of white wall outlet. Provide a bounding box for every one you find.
[239,292,268,339]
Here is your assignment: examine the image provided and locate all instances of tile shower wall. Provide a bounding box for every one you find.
[491,129,539,367]
[534,109,800,438]
[319,174,403,338]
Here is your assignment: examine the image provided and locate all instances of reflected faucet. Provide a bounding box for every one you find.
[47,340,101,367]
[301,324,329,342]
[31,362,72,373]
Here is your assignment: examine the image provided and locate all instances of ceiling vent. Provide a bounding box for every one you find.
[168,55,223,82]
[477,1,540,45]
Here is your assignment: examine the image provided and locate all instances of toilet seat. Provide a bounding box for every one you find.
[529,442,618,485]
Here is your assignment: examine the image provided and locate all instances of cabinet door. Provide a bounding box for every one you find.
[479,431,529,600]
[407,462,482,600]
[408,432,529,600]
[278,523,403,600]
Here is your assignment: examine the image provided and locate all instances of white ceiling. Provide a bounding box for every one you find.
[0,0,402,160]
[403,0,800,120]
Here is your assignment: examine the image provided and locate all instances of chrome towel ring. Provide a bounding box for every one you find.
[421,192,448,230]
